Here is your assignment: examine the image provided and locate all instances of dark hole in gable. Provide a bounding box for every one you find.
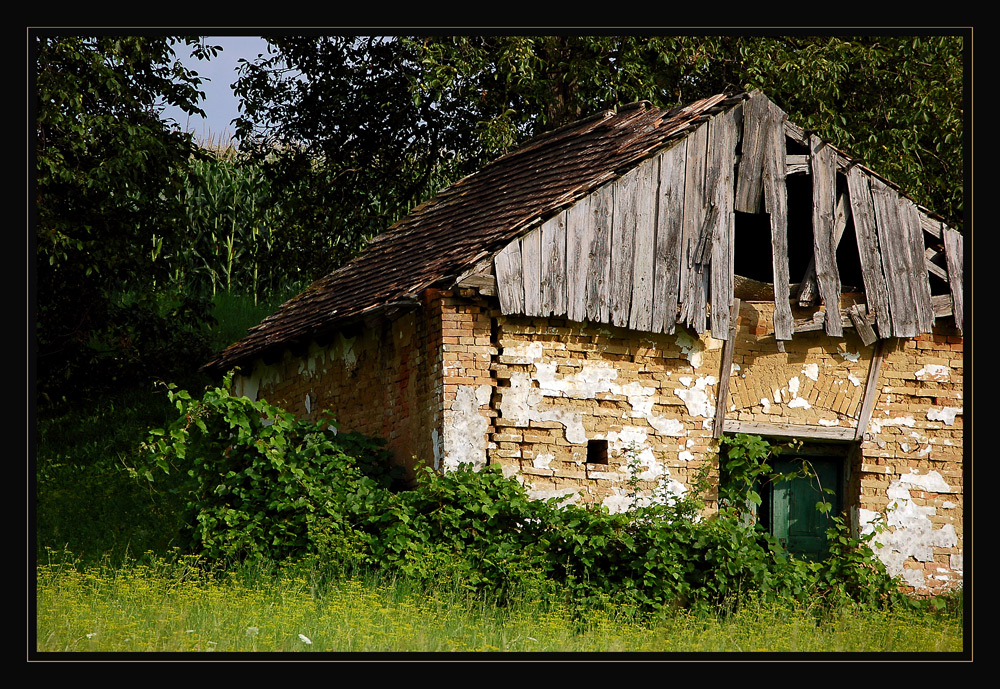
[733,173,866,294]
[586,439,609,465]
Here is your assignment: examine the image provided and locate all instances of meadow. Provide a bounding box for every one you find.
[35,550,963,655]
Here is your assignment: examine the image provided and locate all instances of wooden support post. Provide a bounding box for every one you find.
[713,298,741,438]
[855,338,888,440]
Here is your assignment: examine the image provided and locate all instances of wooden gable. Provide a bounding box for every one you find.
[491,91,963,341]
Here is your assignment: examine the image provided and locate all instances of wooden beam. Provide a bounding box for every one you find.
[565,195,592,323]
[764,100,793,340]
[710,106,739,339]
[846,167,893,339]
[713,298,741,438]
[652,143,686,334]
[901,198,935,334]
[855,338,888,440]
[586,183,614,324]
[943,226,964,332]
[809,135,842,336]
[797,190,851,307]
[629,158,659,332]
[610,165,640,328]
[847,304,878,346]
[722,419,856,442]
[870,178,919,338]
[735,92,767,213]
[521,228,542,317]
[679,121,710,333]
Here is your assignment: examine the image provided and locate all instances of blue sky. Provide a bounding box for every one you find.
[161,36,271,144]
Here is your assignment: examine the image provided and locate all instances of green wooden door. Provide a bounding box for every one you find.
[770,457,841,561]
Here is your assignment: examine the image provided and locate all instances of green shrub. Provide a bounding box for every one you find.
[141,380,911,614]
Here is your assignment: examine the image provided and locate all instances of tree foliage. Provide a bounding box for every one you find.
[34,35,220,399]
[232,34,963,285]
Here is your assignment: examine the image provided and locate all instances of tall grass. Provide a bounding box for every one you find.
[35,551,963,655]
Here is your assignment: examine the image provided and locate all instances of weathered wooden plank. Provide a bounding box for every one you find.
[610,165,640,328]
[855,339,888,440]
[870,178,918,338]
[943,226,964,332]
[723,419,856,441]
[520,228,542,317]
[493,237,523,315]
[709,107,738,339]
[629,158,659,332]
[846,167,892,339]
[652,142,686,334]
[735,92,767,213]
[586,183,614,323]
[679,121,710,333]
[925,248,949,283]
[848,304,878,346]
[809,135,842,336]
[901,197,935,333]
[540,211,567,317]
[920,214,944,239]
[785,155,810,175]
[763,101,793,341]
[713,298,740,438]
[932,294,954,319]
[566,196,592,323]
[797,190,850,306]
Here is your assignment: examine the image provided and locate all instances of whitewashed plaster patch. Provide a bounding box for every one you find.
[760,398,771,414]
[788,397,811,409]
[442,384,492,471]
[861,471,958,586]
[674,376,716,418]
[848,373,861,387]
[533,453,554,470]
[927,407,961,425]
[839,350,860,362]
[817,418,840,426]
[915,364,950,381]
[801,364,819,381]
[674,330,704,368]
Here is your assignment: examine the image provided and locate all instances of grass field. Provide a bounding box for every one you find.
[34,552,963,655]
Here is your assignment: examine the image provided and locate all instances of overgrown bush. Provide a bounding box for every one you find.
[140,378,910,614]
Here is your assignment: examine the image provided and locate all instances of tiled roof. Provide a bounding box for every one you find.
[205,93,747,373]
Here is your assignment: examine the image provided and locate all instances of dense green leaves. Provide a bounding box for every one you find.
[232,34,963,270]
[142,381,909,613]
[34,35,219,399]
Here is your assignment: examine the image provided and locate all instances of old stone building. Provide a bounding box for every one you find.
[206,91,965,593]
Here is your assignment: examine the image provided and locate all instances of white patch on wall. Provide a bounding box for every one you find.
[927,407,961,425]
[861,470,959,588]
[533,453,554,469]
[674,329,704,368]
[442,384,493,471]
[915,364,950,381]
[760,398,771,414]
[673,376,716,418]
[801,364,819,381]
[848,373,861,387]
[839,350,860,362]
[304,393,311,415]
[817,417,840,426]
[500,346,686,445]
[788,397,811,409]
[232,370,261,402]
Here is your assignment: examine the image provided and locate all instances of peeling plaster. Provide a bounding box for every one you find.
[802,364,819,381]
[861,470,959,587]
[839,350,860,362]
[442,384,492,471]
[674,330,705,368]
[500,347,689,445]
[673,376,716,418]
[915,364,950,381]
[927,407,961,425]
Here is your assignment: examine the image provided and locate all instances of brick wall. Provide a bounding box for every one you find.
[235,309,439,480]
[235,289,963,593]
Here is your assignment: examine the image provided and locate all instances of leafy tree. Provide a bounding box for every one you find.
[34,35,220,400]
[232,34,963,286]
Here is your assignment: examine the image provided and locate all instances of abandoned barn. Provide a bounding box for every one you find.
[206,91,965,593]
